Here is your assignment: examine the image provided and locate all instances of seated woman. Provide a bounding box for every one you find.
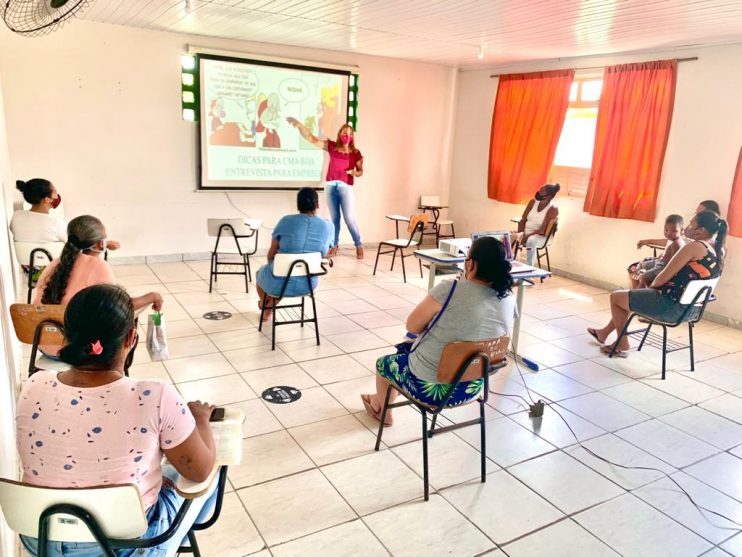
[362,236,515,425]
[16,284,218,556]
[256,187,334,319]
[588,211,727,357]
[513,183,560,266]
[10,177,121,249]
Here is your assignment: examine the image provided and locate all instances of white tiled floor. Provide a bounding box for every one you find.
[109,252,742,556]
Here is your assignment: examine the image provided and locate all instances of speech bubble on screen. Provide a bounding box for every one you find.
[279,78,309,104]
[209,66,260,100]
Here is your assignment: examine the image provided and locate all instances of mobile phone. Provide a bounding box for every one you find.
[209,407,226,422]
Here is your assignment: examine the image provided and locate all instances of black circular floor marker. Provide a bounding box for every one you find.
[203,311,232,320]
[261,386,302,404]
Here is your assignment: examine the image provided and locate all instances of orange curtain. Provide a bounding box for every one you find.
[583,60,677,221]
[488,70,574,204]
[728,147,742,237]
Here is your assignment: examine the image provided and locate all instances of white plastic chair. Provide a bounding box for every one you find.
[419,195,454,243]
[259,252,328,350]
[207,218,261,293]
[13,241,65,303]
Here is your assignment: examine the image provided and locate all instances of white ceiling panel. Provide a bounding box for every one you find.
[73,0,742,67]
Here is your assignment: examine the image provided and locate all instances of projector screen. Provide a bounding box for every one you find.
[198,54,351,190]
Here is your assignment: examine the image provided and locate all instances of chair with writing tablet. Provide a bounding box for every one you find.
[207,218,261,294]
[13,241,65,304]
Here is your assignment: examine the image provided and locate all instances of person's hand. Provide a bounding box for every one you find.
[107,240,121,250]
[149,292,164,312]
[188,400,215,422]
[346,169,355,177]
[286,117,300,127]
[636,240,646,249]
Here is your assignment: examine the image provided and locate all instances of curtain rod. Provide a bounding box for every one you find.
[489,57,698,78]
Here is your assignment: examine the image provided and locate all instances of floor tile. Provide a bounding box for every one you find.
[503,519,619,557]
[290,414,379,466]
[229,430,314,489]
[518,343,584,368]
[615,419,719,468]
[238,469,355,546]
[192,492,265,556]
[323,450,423,515]
[164,352,237,383]
[634,472,742,544]
[127,361,172,383]
[659,406,742,450]
[326,329,390,353]
[278,336,344,362]
[324,298,379,315]
[177,374,256,406]
[348,310,403,329]
[574,494,712,556]
[223,344,293,372]
[298,354,372,385]
[161,318,207,339]
[226,399,283,438]
[520,369,594,402]
[640,373,725,404]
[324,375,377,414]
[552,360,632,390]
[508,404,605,449]
[442,470,564,544]
[508,451,624,514]
[313,315,365,335]
[565,433,677,490]
[601,381,690,417]
[350,347,395,372]
[700,394,742,425]
[241,363,318,395]
[270,520,389,557]
[208,328,270,351]
[684,453,742,502]
[558,392,651,432]
[364,494,495,556]
[265,386,349,428]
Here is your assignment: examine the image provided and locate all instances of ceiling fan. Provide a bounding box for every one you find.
[2,0,93,37]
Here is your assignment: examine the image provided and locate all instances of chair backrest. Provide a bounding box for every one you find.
[0,478,148,542]
[679,277,720,305]
[437,336,510,383]
[14,241,65,267]
[273,252,324,277]
[9,304,66,345]
[407,213,428,234]
[544,218,558,239]
[206,218,259,237]
[420,195,440,207]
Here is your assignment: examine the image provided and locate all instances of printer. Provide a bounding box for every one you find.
[439,238,472,257]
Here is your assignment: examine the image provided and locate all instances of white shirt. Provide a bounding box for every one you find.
[524,200,557,235]
[9,210,67,243]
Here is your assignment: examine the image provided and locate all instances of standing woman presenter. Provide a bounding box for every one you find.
[286,118,365,259]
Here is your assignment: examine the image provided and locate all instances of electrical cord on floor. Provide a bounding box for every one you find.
[496,352,742,532]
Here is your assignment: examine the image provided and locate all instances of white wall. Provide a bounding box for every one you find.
[0,21,457,258]
[450,44,742,325]
[0,64,21,557]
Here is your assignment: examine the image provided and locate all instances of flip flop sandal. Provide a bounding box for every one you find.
[600,344,629,358]
[361,394,393,426]
[587,328,603,344]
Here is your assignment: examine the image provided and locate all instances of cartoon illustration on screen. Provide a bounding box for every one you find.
[209,98,225,133]
[256,92,281,149]
[238,98,257,146]
[318,83,339,138]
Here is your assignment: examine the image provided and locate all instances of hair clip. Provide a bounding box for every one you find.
[89,340,103,355]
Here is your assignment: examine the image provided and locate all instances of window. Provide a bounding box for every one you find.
[548,75,603,198]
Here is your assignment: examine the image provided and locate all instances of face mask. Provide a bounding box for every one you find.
[90,238,108,254]
[340,134,351,145]
[51,194,62,209]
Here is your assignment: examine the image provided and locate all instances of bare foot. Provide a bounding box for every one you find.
[361,394,393,426]
[356,246,364,260]
[327,246,338,257]
[587,328,608,344]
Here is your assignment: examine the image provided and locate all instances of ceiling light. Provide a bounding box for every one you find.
[477,45,485,60]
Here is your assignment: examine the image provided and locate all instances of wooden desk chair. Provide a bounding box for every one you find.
[0,467,229,557]
[259,253,329,350]
[13,241,65,303]
[609,277,719,380]
[418,195,454,245]
[373,215,426,283]
[512,218,558,272]
[373,337,509,500]
[207,218,261,294]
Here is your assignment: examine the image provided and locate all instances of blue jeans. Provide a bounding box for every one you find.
[21,465,220,557]
[326,180,362,247]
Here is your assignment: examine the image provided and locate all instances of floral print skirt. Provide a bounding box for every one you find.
[375,353,483,407]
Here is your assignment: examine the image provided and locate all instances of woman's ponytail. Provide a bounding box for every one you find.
[16,180,26,192]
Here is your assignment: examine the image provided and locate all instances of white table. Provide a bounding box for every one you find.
[414,248,551,369]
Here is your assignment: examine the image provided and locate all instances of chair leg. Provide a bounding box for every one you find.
[545,247,551,273]
[310,292,320,346]
[661,325,668,380]
[271,306,277,351]
[418,257,423,279]
[27,284,33,304]
[187,531,202,557]
[637,320,652,351]
[246,253,253,282]
[300,297,305,327]
[373,245,382,276]
[688,322,695,372]
[421,409,430,501]
[243,254,249,293]
[258,293,267,332]
[401,250,407,283]
[480,400,487,483]
[451,223,456,237]
[429,414,438,437]
[390,248,396,271]
[208,254,215,293]
[375,386,394,451]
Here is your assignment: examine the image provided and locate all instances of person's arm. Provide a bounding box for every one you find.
[286,117,327,150]
[406,294,443,334]
[162,401,216,483]
[649,242,706,288]
[106,240,121,251]
[132,292,163,311]
[532,206,558,237]
[348,156,364,178]
[517,200,535,234]
[637,238,667,249]
[266,238,280,262]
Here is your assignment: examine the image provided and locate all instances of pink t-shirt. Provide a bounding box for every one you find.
[16,372,195,509]
[33,253,116,305]
[325,140,363,185]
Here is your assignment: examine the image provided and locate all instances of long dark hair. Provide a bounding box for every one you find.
[42,215,106,304]
[16,178,53,205]
[59,284,135,369]
[696,210,728,272]
[469,236,514,299]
